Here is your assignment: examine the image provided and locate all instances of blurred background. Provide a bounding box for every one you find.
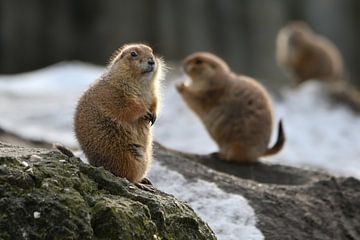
[1,0,359,88]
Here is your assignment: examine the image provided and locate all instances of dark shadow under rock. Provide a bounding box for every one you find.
[154,143,360,240]
[185,152,316,186]
[156,145,324,186]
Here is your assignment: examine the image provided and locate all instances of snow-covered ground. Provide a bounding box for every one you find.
[148,161,262,240]
[0,62,103,146]
[1,62,360,239]
[272,83,360,178]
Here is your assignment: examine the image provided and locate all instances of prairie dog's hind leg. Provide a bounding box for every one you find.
[128,144,145,161]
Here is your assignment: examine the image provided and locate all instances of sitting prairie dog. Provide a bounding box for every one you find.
[276,21,344,84]
[74,43,164,183]
[177,52,285,163]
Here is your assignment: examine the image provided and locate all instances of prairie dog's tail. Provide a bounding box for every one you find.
[54,143,75,158]
[263,120,285,157]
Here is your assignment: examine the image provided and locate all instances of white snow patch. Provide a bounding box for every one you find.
[148,160,264,240]
[0,62,103,147]
[21,228,28,239]
[21,161,29,167]
[33,211,41,219]
[30,155,42,161]
[155,76,217,154]
[267,81,360,178]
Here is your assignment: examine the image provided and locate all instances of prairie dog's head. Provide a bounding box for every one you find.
[183,52,230,90]
[276,21,315,66]
[277,21,314,49]
[108,43,162,84]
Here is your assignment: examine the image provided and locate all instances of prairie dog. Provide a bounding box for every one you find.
[177,52,285,163]
[276,21,344,84]
[75,43,164,183]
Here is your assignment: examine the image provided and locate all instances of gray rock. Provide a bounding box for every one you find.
[154,143,360,240]
[2,134,360,240]
[0,142,216,240]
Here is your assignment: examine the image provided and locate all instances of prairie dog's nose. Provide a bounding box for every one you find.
[148,58,155,66]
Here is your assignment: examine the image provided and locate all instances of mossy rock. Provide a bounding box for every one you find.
[0,142,216,240]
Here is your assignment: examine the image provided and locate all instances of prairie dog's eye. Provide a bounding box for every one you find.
[195,59,203,65]
[130,51,138,57]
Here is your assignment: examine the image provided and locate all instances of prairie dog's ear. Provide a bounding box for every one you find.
[107,43,136,66]
[108,47,124,66]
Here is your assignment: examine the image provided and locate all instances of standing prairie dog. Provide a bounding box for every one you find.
[75,43,164,183]
[177,52,285,163]
[276,21,344,84]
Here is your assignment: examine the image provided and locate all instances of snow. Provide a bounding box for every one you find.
[30,155,42,161]
[1,61,360,239]
[155,78,218,154]
[0,62,103,146]
[270,81,360,178]
[33,211,41,219]
[21,161,29,167]
[148,161,263,240]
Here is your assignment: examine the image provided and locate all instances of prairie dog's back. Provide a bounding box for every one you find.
[276,21,344,84]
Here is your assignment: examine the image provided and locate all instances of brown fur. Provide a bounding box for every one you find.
[327,82,360,114]
[276,21,344,84]
[74,43,164,182]
[177,52,285,163]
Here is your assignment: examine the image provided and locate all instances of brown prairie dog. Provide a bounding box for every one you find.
[75,43,164,183]
[276,21,344,85]
[177,52,285,163]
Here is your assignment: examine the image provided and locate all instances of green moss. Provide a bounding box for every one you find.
[91,196,157,239]
[0,144,216,240]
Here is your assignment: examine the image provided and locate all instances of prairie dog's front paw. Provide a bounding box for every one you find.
[176,82,186,93]
[144,111,156,126]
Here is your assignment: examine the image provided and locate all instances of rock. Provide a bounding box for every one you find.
[154,143,360,240]
[0,127,51,149]
[0,142,216,240]
[2,133,360,240]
